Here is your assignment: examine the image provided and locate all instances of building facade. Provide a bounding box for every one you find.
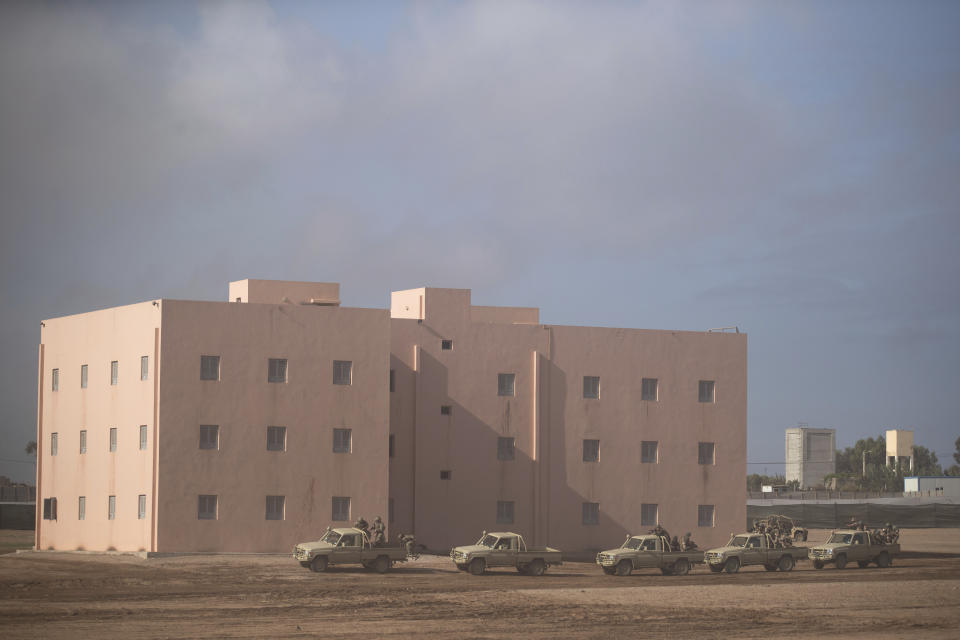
[37,280,746,553]
[785,427,836,489]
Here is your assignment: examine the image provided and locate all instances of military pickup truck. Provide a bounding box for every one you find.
[293,527,410,573]
[450,531,563,576]
[705,532,808,573]
[596,534,704,576]
[808,529,899,569]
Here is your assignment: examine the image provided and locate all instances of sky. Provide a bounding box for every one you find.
[1,0,958,483]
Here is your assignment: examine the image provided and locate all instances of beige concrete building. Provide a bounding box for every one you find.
[37,280,746,553]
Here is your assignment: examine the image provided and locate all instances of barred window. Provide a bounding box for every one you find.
[199,425,219,450]
[201,355,220,381]
[138,495,147,520]
[333,360,352,385]
[440,470,452,480]
[80,364,88,389]
[78,496,85,520]
[698,380,715,403]
[267,426,286,452]
[641,503,658,527]
[582,502,599,525]
[109,427,117,452]
[641,378,658,401]
[110,360,119,385]
[50,432,58,456]
[583,439,600,462]
[333,428,352,453]
[497,437,516,461]
[266,495,285,521]
[108,495,116,520]
[441,339,453,350]
[268,358,287,383]
[79,430,87,454]
[440,405,452,416]
[139,425,148,451]
[583,376,600,399]
[332,496,350,521]
[52,368,59,391]
[141,356,149,381]
[198,495,218,520]
[43,497,57,520]
[496,501,515,524]
[498,373,516,397]
[698,504,715,527]
[698,442,715,465]
[641,441,658,464]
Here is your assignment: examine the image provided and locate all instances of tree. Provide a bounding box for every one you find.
[832,434,943,491]
[25,441,37,456]
[955,436,960,466]
[912,445,941,476]
[747,473,785,492]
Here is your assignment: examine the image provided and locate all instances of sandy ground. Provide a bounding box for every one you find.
[1,528,959,639]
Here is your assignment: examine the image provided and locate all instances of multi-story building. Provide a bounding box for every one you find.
[36,280,746,553]
[785,427,836,489]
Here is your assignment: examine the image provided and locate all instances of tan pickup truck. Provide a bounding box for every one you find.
[450,531,563,576]
[293,527,410,573]
[705,532,808,573]
[596,534,704,576]
[808,529,899,569]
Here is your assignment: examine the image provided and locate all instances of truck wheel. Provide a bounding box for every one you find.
[615,560,633,577]
[835,554,847,570]
[527,559,546,577]
[877,552,890,568]
[673,559,690,576]
[813,560,824,570]
[602,566,616,575]
[310,556,328,573]
[517,565,529,575]
[373,555,391,574]
[763,564,777,572]
[299,561,311,569]
[777,555,795,572]
[857,560,870,568]
[469,558,486,576]
[724,558,740,574]
[709,564,723,573]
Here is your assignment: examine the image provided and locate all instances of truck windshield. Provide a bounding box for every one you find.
[728,535,750,547]
[478,535,498,548]
[623,537,644,550]
[322,531,341,545]
[828,533,852,544]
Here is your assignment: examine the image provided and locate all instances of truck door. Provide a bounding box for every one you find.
[743,535,764,565]
[336,533,362,564]
[850,532,868,560]
[489,536,514,567]
[635,537,660,568]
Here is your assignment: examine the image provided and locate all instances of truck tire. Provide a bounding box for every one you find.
[527,559,546,577]
[724,558,740,574]
[310,556,328,573]
[517,565,529,575]
[763,564,777,572]
[777,555,795,572]
[857,560,870,568]
[299,561,311,569]
[373,555,391,574]
[709,564,723,573]
[469,558,486,576]
[673,559,690,576]
[877,551,890,568]
[835,554,847,570]
[813,560,824,570]
[615,560,633,577]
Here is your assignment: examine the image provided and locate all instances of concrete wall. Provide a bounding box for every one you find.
[37,302,160,551]
[785,428,836,489]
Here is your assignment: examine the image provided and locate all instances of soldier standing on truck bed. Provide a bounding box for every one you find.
[371,516,386,547]
[354,517,370,540]
[681,532,698,551]
[650,524,672,541]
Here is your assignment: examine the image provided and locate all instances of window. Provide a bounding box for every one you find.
[80,364,88,389]
[389,434,395,458]
[199,425,219,450]
[139,425,148,450]
[198,495,218,520]
[268,358,287,383]
[51,368,59,391]
[582,439,600,462]
[698,442,716,465]
[583,375,600,399]
[641,503,658,527]
[641,378,658,401]
[79,430,87,454]
[582,502,600,525]
[78,496,85,521]
[641,441,658,464]
[390,369,395,392]
[109,427,117,452]
[138,495,146,520]
[332,496,350,521]
[498,373,516,396]
[333,428,352,453]
[50,432,58,456]
[497,437,516,461]
[43,497,57,520]
[698,504,715,527]
[440,470,451,480]
[200,355,220,381]
[267,426,286,452]
[110,361,118,385]
[440,405,452,416]
[141,356,149,381]
[698,380,715,403]
[496,501,515,524]
[441,339,453,350]
[108,495,116,520]
[388,498,394,523]
[266,495,285,521]
[333,360,352,385]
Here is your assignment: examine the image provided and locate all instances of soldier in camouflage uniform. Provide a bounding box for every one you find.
[682,532,698,551]
[354,516,370,540]
[371,516,386,547]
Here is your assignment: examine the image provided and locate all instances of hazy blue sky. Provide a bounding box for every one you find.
[1,1,958,483]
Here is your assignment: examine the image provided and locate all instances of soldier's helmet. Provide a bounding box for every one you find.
[885,522,892,528]
[374,516,382,523]
[684,532,691,538]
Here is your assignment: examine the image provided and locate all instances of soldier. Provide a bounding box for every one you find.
[670,535,681,552]
[844,515,858,529]
[650,524,672,541]
[682,532,698,551]
[354,516,370,540]
[371,516,386,547]
[883,522,899,544]
[399,533,418,559]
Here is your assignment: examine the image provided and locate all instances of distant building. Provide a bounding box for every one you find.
[785,427,836,489]
[886,429,914,471]
[904,476,960,497]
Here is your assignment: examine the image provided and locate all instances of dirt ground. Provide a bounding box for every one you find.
[1,529,959,639]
